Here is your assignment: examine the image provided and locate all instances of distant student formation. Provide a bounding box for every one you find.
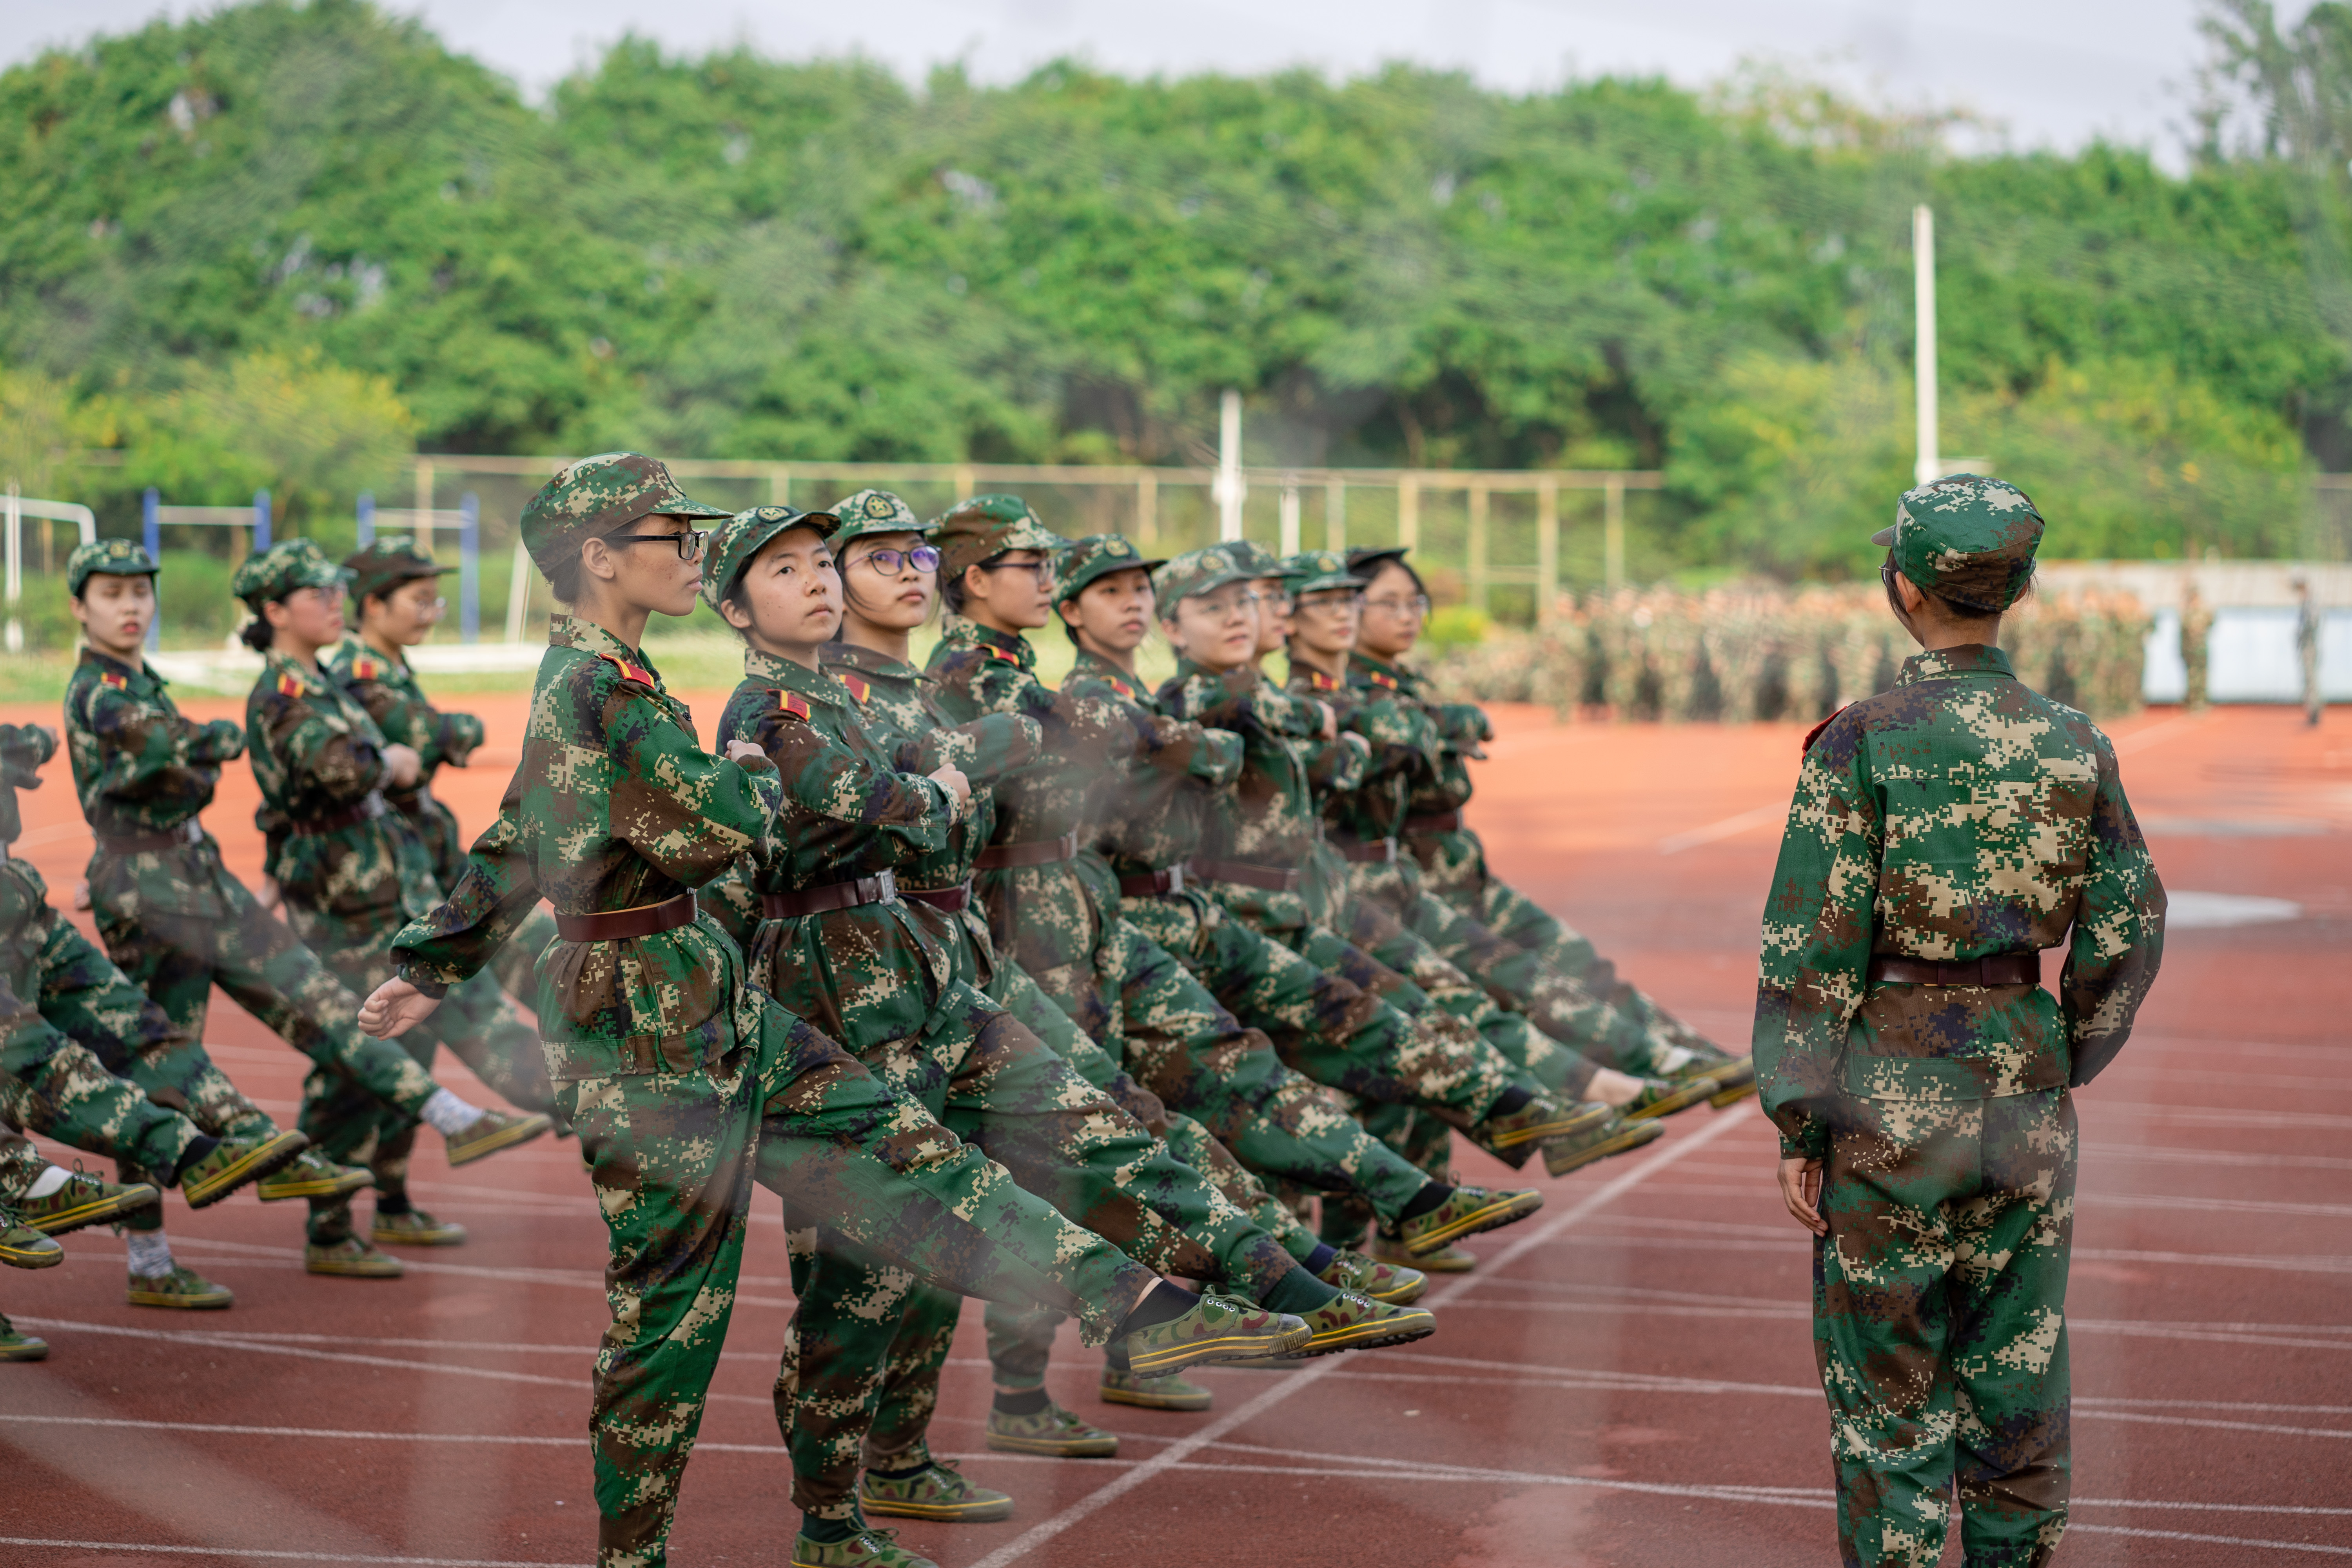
[1,454,2162,1568]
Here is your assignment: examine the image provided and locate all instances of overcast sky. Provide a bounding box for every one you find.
[3,0,2254,167]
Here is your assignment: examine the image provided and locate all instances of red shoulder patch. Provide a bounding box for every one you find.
[1365,669,1398,689]
[777,690,812,722]
[984,644,1019,663]
[1307,670,1338,692]
[1107,675,1135,701]
[1802,704,1849,755]
[838,673,871,706]
[595,651,657,689]
[350,655,382,681]
[100,671,128,690]
[275,672,304,699]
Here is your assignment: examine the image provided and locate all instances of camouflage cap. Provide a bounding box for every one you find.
[1052,533,1165,607]
[519,452,734,577]
[1872,474,2043,613]
[1152,545,1255,611]
[931,494,1068,581]
[1346,545,1412,580]
[1283,549,1359,595]
[699,505,843,613]
[343,538,453,606]
[826,489,929,550]
[231,538,350,607]
[66,538,159,596]
[1223,539,1299,582]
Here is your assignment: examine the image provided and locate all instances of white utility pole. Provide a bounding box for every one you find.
[1215,389,1245,542]
[1913,204,1940,488]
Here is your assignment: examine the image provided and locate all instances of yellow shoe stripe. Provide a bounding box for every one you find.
[1406,1195,1535,1253]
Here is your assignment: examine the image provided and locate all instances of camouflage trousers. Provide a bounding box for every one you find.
[1410,826,1719,1072]
[0,964,199,1181]
[569,982,1156,1568]
[94,862,442,1121]
[283,900,555,1242]
[1816,1087,2074,1568]
[0,1124,46,1200]
[1316,1102,1457,1249]
[777,976,1296,1518]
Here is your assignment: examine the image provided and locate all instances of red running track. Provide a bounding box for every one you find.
[0,694,2345,1567]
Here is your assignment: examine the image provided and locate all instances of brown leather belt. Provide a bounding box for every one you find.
[1402,810,1464,835]
[902,880,973,915]
[96,820,204,854]
[761,872,898,919]
[555,891,699,943]
[1117,864,1189,898]
[1869,953,2040,987]
[1191,857,1300,892]
[290,792,387,836]
[1331,833,1398,864]
[973,830,1079,870]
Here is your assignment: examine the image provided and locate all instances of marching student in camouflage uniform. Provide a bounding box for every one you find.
[707,501,1428,1544]
[358,454,1312,1568]
[62,540,535,1257]
[1758,477,2165,1568]
[234,539,554,1275]
[1346,546,1756,1105]
[332,538,563,1012]
[1,1123,71,1359]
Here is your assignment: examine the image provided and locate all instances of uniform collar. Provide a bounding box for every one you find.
[1896,644,2014,686]
[942,613,1034,670]
[824,641,926,685]
[345,635,410,675]
[1171,654,1255,687]
[1070,648,1144,699]
[1350,652,1407,690]
[551,615,668,686]
[263,647,327,695]
[78,646,158,691]
[742,646,844,708]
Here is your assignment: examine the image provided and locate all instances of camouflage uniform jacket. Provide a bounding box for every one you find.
[0,724,58,962]
[245,648,441,929]
[716,646,972,1053]
[1348,652,1488,820]
[391,616,784,1076]
[923,615,1169,969]
[328,637,486,887]
[1754,644,2167,1159]
[1289,661,1441,846]
[1063,648,1243,882]
[64,648,250,921]
[820,641,1040,992]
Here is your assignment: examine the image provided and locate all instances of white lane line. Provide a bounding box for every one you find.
[958,1104,1760,1568]
[2068,1523,2352,1555]
[2085,1143,2352,1172]
[1657,802,1786,855]
[0,1542,582,1568]
[2089,1103,2352,1131]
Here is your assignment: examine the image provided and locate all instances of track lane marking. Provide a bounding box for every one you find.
[0,1543,581,1567]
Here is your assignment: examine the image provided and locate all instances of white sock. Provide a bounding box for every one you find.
[25,1165,70,1200]
[125,1230,175,1279]
[420,1088,485,1137]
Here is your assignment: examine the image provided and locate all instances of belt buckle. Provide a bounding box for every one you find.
[875,870,898,903]
[1165,864,1185,895]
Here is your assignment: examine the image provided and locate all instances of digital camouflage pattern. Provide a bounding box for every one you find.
[517,452,733,578]
[1874,475,2043,615]
[64,537,158,597]
[1051,532,1165,606]
[340,538,451,608]
[329,635,486,891]
[699,504,841,610]
[1149,545,1253,609]
[826,488,926,549]
[1282,549,1359,595]
[929,493,1067,579]
[1756,641,2164,1568]
[230,537,348,608]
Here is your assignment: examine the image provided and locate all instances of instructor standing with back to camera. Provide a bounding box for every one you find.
[1754,475,2166,1568]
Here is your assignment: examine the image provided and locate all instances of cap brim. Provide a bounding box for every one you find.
[1870,526,1896,546]
[1291,573,1361,595]
[649,499,738,522]
[1346,547,1410,577]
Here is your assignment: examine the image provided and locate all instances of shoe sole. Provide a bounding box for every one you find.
[1709,1080,1759,1109]
[1400,1190,1544,1256]
[184,1131,310,1209]
[1365,1276,1430,1305]
[985,1432,1120,1457]
[257,1167,374,1202]
[1290,1308,1438,1359]
[857,1494,1017,1522]
[1621,1078,1724,1122]
[1483,1102,1615,1149]
[127,1287,232,1309]
[306,1261,405,1278]
[445,1113,554,1167]
[0,1240,64,1269]
[1100,1384,1216,1410]
[1543,1120,1666,1178]
[1373,1246,1474,1274]
[0,1341,50,1360]
[371,1228,468,1247]
[1129,1326,1314,1375]
[27,1184,160,1237]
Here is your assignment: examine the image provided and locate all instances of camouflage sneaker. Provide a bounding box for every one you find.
[1392,1184,1543,1258]
[1318,1247,1428,1305]
[790,1526,936,1568]
[305,1237,404,1278]
[1470,1095,1613,1158]
[372,1209,467,1247]
[1121,1292,1311,1376]
[1541,1114,1666,1178]
[1618,1075,1723,1122]
[127,1265,233,1309]
[256,1148,372,1202]
[0,1312,47,1360]
[443,1109,553,1167]
[181,1130,309,1207]
[1695,1053,1758,1107]
[1216,1290,1437,1367]
[1100,1364,1214,1409]
[857,1457,1014,1522]
[17,1169,159,1236]
[0,1209,63,1269]
[985,1401,1120,1457]
[1650,1037,1759,1108]
[1372,1234,1474,1274]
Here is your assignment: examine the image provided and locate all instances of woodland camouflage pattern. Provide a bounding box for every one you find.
[1755,641,2164,1568]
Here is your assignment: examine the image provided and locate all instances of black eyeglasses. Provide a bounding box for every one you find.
[975,557,1054,584]
[855,545,942,575]
[601,527,709,561]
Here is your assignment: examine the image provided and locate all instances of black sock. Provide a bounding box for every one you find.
[1400,1182,1453,1221]
[1260,1265,1341,1316]
[800,1514,857,1544]
[993,1387,1051,1416]
[866,1458,931,1481]
[1489,1085,1534,1118]
[1301,1242,1339,1276]
[1116,1279,1200,1338]
[170,1136,221,1183]
[376,1192,413,1217]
